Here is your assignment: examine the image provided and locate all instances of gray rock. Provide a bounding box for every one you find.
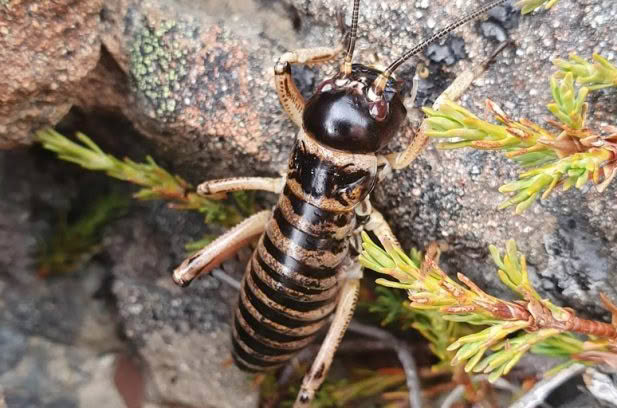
[0,336,124,408]
[108,210,258,408]
[0,327,27,376]
[0,148,259,408]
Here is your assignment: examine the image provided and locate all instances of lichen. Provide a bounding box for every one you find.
[129,19,195,122]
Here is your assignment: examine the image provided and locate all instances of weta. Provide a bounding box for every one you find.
[173,0,509,405]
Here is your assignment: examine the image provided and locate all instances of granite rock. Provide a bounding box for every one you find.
[0,0,102,147]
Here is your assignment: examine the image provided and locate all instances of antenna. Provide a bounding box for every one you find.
[372,0,509,94]
[341,0,361,77]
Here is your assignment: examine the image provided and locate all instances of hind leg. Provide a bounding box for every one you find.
[293,261,362,407]
[173,210,271,286]
[197,176,285,199]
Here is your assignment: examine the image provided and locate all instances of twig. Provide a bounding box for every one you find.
[486,377,520,394]
[278,339,390,388]
[348,321,423,408]
[361,236,617,381]
[337,339,392,354]
[440,384,465,408]
[508,364,585,408]
[211,269,242,291]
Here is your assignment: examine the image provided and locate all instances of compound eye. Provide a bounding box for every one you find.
[316,79,335,93]
[368,99,388,121]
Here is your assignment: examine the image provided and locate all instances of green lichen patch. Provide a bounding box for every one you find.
[130,19,196,122]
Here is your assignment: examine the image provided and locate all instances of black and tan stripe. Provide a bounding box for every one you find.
[278,186,356,239]
[233,256,338,371]
[257,242,337,291]
[251,255,338,302]
[232,188,353,371]
[232,132,379,372]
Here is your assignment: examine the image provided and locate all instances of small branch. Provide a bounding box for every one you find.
[507,363,585,408]
[348,321,423,408]
[36,128,245,227]
[423,52,617,214]
[361,235,617,381]
[337,339,392,354]
[515,0,561,14]
[211,269,241,290]
[278,339,391,386]
[440,384,465,408]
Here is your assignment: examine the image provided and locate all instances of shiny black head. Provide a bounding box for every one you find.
[302,64,407,154]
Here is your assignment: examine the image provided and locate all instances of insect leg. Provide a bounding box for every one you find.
[380,41,511,172]
[274,44,345,127]
[293,262,362,408]
[363,204,402,248]
[197,176,285,198]
[173,210,271,287]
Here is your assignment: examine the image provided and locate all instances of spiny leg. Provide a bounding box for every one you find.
[274,0,358,126]
[355,205,424,408]
[293,262,362,407]
[380,41,512,172]
[198,176,285,197]
[362,201,402,248]
[274,45,345,127]
[173,210,271,287]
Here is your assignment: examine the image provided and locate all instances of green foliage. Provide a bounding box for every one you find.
[37,194,130,277]
[359,234,616,382]
[37,128,247,227]
[279,370,406,408]
[554,53,617,90]
[516,0,561,14]
[369,282,472,371]
[424,53,617,214]
[369,286,417,328]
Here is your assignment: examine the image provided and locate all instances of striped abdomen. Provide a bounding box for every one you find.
[231,132,377,372]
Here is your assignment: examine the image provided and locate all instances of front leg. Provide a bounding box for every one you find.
[293,261,362,407]
[363,205,402,248]
[173,210,271,286]
[380,42,511,172]
[274,44,345,127]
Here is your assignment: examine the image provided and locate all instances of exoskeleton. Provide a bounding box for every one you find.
[173,0,509,405]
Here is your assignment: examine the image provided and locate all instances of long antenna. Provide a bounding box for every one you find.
[372,0,509,94]
[341,0,361,77]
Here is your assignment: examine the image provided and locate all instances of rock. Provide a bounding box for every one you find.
[0,0,102,147]
[1,335,125,408]
[108,212,258,408]
[0,148,259,408]
[0,149,127,407]
[426,36,467,66]
[84,0,301,177]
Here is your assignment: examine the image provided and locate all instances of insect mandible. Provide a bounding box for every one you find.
[173,0,509,405]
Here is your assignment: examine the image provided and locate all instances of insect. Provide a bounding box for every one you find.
[173,0,509,405]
